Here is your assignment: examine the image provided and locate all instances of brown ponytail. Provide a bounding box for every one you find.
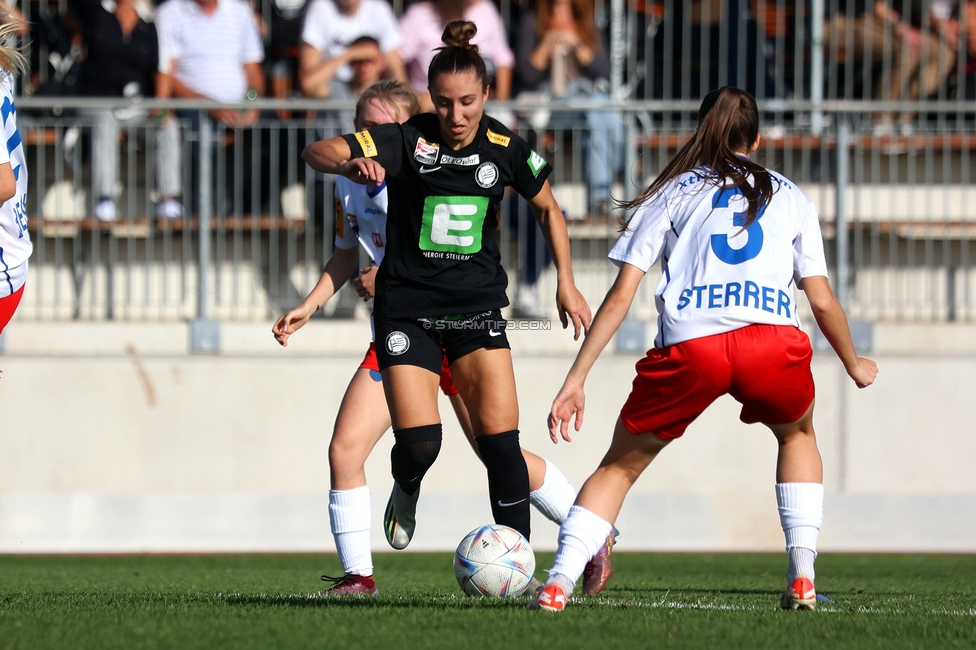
[427,20,488,91]
[622,87,774,230]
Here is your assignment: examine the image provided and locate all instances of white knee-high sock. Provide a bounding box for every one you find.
[548,505,613,596]
[776,482,824,584]
[329,486,373,577]
[529,458,576,525]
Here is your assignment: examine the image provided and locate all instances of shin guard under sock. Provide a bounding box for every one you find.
[477,430,531,540]
[329,486,372,576]
[391,424,442,496]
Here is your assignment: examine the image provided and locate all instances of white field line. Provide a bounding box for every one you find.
[226,592,976,617]
[585,598,976,617]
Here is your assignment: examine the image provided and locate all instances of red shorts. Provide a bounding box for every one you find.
[620,324,815,440]
[359,342,459,396]
[0,284,24,334]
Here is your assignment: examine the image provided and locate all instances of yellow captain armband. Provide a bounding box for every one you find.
[354,131,378,157]
[486,129,511,147]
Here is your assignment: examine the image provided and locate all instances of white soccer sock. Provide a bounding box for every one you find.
[548,505,613,596]
[776,482,824,584]
[529,458,576,525]
[329,486,373,577]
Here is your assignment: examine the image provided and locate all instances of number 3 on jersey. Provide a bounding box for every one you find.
[420,196,489,254]
[709,186,766,265]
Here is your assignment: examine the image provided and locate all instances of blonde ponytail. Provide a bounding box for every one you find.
[0,20,29,77]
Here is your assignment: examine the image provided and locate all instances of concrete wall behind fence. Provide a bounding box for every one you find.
[0,320,974,554]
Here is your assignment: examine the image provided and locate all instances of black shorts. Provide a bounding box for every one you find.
[374,309,511,374]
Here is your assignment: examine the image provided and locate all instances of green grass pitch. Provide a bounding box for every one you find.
[1,553,974,649]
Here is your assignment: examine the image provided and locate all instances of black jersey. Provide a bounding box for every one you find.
[342,113,552,319]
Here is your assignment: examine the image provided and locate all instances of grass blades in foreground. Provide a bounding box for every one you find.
[0,553,974,649]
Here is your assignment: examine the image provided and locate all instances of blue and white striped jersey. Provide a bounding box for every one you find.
[0,69,29,298]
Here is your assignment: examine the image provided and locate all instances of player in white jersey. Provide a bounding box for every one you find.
[529,87,879,613]
[272,81,579,596]
[0,22,29,336]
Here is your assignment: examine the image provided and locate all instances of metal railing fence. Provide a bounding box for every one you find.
[28,0,976,108]
[12,96,976,327]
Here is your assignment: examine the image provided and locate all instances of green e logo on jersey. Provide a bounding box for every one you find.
[527,150,547,177]
[419,196,490,254]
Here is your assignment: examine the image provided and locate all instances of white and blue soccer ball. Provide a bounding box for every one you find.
[454,524,536,597]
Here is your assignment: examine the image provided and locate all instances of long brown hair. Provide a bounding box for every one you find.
[536,0,600,52]
[427,20,488,91]
[622,87,773,229]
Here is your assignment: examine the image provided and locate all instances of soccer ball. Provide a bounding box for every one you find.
[454,524,536,597]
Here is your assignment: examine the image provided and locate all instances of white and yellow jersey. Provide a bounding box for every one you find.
[0,69,29,298]
[609,166,828,348]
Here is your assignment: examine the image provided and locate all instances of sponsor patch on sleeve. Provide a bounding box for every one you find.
[354,131,378,158]
[413,138,440,164]
[527,150,547,177]
[486,129,511,147]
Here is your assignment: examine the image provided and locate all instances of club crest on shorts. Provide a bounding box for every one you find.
[475,162,499,188]
[386,331,410,356]
[414,138,439,165]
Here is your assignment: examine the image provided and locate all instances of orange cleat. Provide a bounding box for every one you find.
[527,584,567,612]
[780,576,817,610]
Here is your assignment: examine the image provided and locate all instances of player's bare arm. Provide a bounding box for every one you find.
[800,275,878,388]
[527,180,592,339]
[549,263,645,443]
[302,137,386,185]
[272,246,359,346]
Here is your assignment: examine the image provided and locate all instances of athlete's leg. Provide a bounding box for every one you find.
[383,365,442,494]
[448,392,573,515]
[326,368,391,587]
[769,401,822,484]
[383,364,442,431]
[448,387,578,591]
[767,401,823,609]
[546,419,670,597]
[381,364,442,549]
[330,368,392,489]
[450,347,531,539]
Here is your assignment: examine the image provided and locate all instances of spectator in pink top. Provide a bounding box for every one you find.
[398,0,513,112]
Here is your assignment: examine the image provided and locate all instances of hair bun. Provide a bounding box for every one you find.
[441,20,479,53]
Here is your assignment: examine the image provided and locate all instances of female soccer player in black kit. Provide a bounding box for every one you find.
[301,20,591,546]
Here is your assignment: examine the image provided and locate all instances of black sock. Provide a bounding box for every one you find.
[477,430,531,540]
[391,424,442,496]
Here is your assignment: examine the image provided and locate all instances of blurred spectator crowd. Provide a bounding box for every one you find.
[12,0,976,319]
[21,0,976,111]
[14,0,976,223]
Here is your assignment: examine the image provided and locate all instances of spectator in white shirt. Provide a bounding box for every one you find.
[298,0,406,99]
[156,0,265,128]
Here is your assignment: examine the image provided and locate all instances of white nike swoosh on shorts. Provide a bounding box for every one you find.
[489,330,501,337]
